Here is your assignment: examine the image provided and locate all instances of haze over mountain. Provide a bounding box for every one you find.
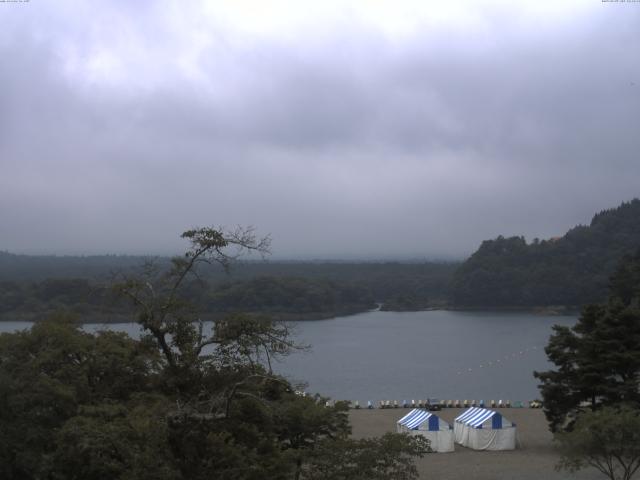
[2,198,638,321]
[1,1,639,258]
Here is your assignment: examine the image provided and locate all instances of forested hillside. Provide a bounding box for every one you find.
[207,276,375,318]
[0,252,148,281]
[6,199,637,317]
[451,199,640,307]
[0,254,456,321]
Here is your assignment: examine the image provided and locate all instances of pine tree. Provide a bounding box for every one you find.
[534,249,640,432]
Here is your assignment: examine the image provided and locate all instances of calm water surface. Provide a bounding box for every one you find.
[1,310,575,403]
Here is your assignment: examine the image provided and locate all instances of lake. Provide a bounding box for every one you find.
[0,310,575,404]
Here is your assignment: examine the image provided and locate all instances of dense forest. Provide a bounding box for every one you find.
[0,253,456,322]
[2,199,639,319]
[0,228,428,479]
[452,199,640,308]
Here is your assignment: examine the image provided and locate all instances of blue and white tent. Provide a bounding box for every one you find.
[454,407,516,450]
[397,409,454,452]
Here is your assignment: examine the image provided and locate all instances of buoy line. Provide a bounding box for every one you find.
[455,345,541,375]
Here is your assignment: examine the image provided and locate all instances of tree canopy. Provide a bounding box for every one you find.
[0,226,429,480]
[452,199,640,308]
[534,248,640,432]
[0,259,455,322]
[556,405,640,480]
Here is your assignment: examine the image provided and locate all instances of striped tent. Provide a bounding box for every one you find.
[397,409,454,453]
[454,407,516,450]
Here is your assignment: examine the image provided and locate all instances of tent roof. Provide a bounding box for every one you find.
[455,407,504,428]
[455,407,483,423]
[397,409,439,430]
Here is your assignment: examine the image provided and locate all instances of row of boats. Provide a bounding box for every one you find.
[349,399,543,409]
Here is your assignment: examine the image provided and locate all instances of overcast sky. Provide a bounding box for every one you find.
[1,1,639,259]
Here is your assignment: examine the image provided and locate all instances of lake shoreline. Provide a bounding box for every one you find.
[0,310,577,401]
[0,303,580,324]
[440,305,580,316]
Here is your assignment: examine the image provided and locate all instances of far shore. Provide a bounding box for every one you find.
[442,305,580,316]
[0,304,581,324]
[349,408,600,480]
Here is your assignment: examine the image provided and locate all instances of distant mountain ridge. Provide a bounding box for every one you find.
[451,199,640,308]
[0,252,154,281]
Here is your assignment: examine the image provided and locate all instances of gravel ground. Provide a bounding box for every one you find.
[349,408,608,480]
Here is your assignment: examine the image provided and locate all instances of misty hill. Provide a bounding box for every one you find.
[0,254,457,322]
[0,252,152,281]
[451,199,640,308]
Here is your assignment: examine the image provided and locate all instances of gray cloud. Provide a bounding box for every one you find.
[1,2,639,258]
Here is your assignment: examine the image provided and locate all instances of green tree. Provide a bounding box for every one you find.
[556,405,640,480]
[0,314,159,479]
[1,226,428,480]
[302,433,430,480]
[51,398,179,480]
[274,394,351,480]
[534,249,640,432]
[112,226,273,376]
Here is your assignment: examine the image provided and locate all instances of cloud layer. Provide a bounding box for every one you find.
[1,1,639,258]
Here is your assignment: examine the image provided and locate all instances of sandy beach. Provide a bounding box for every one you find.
[349,408,605,480]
